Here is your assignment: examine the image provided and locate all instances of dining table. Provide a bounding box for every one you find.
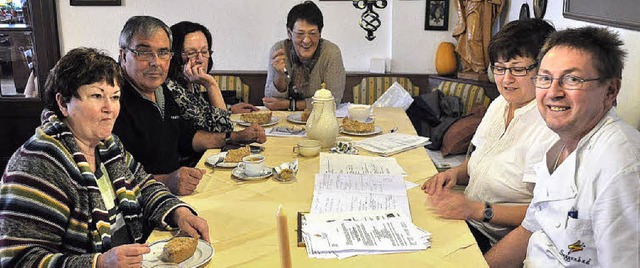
[147,107,488,267]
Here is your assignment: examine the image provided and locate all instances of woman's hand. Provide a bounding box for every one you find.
[172,207,210,242]
[421,168,459,195]
[183,59,217,89]
[96,243,150,268]
[426,189,483,221]
[271,48,287,73]
[230,103,259,114]
[262,97,288,111]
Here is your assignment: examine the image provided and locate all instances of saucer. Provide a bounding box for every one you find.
[231,166,273,181]
[142,238,213,268]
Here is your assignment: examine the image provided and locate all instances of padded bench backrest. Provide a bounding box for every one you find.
[213,75,251,103]
[351,77,421,105]
[434,81,491,115]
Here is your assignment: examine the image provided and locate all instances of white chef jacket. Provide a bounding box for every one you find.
[466,96,558,243]
[522,109,640,267]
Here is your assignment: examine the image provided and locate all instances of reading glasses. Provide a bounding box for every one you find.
[532,74,601,90]
[490,62,538,76]
[127,48,173,61]
[182,50,212,59]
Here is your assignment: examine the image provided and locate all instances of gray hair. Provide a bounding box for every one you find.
[118,16,172,49]
[538,26,626,80]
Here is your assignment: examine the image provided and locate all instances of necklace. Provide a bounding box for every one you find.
[553,144,566,171]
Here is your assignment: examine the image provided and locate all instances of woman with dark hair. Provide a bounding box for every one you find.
[168,21,257,133]
[0,47,209,267]
[264,0,346,111]
[422,19,558,253]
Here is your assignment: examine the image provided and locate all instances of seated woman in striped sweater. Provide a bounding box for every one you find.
[0,47,209,267]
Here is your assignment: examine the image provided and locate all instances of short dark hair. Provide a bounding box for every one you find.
[119,16,172,50]
[44,47,122,119]
[168,21,213,86]
[488,19,556,64]
[287,1,324,32]
[538,26,626,80]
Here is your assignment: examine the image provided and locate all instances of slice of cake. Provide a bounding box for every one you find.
[224,145,251,163]
[342,117,375,133]
[159,236,199,264]
[300,109,311,122]
[240,110,272,125]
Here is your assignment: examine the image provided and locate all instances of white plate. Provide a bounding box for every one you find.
[142,238,214,268]
[286,113,307,124]
[205,152,238,168]
[236,116,279,127]
[340,126,383,136]
[231,166,273,181]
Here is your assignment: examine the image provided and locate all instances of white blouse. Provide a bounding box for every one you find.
[465,95,558,244]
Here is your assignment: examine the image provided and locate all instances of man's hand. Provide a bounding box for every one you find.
[233,123,266,144]
[421,168,459,195]
[97,243,150,268]
[171,207,210,242]
[230,102,259,114]
[165,167,205,196]
[262,97,288,111]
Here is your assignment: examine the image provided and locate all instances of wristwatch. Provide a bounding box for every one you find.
[224,131,233,144]
[482,202,494,222]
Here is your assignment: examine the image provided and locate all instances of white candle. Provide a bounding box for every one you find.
[276,205,292,268]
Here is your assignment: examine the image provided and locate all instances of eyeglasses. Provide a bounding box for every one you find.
[126,48,173,61]
[181,50,212,59]
[532,74,601,90]
[291,30,320,40]
[491,62,538,76]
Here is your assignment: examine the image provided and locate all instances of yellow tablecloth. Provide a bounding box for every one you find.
[148,108,487,267]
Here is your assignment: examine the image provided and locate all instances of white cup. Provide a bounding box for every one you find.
[237,155,265,177]
[293,139,322,157]
[348,105,372,122]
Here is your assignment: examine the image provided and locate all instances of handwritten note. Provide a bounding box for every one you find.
[319,153,406,175]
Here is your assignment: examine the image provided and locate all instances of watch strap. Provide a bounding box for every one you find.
[224,131,233,144]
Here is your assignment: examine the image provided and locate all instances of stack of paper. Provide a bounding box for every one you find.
[318,153,407,176]
[356,133,430,157]
[303,154,431,259]
[301,211,431,259]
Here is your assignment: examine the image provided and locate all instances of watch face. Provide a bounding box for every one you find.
[483,207,494,221]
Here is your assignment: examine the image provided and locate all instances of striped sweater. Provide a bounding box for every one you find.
[0,114,192,267]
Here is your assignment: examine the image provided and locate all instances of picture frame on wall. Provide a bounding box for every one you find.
[425,0,449,31]
[70,0,121,6]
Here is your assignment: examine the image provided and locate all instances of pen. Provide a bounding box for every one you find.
[568,208,578,219]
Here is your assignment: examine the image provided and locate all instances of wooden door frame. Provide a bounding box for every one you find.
[0,0,60,170]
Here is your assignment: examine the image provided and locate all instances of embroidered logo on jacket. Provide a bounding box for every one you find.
[568,240,584,254]
[558,240,592,265]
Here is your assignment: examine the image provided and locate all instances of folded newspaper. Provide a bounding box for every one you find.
[355,133,430,157]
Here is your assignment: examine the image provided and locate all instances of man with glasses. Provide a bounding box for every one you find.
[114,16,266,196]
[486,27,639,267]
[264,1,346,111]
